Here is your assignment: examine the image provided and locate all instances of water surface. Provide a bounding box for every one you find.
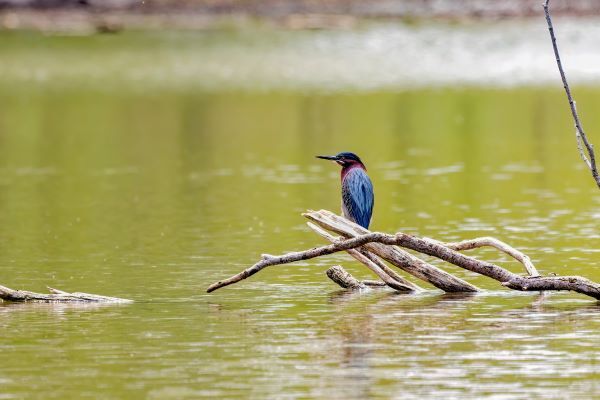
[0,30,599,399]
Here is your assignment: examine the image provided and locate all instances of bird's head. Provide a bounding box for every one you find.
[316,152,365,169]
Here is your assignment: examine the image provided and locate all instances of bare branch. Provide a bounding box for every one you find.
[206,231,408,293]
[543,0,600,188]
[573,102,592,169]
[502,275,600,297]
[393,233,599,298]
[437,236,539,277]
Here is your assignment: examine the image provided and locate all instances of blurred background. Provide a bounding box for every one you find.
[2,0,600,29]
[1,1,599,399]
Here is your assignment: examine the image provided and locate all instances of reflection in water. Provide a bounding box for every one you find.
[329,290,379,400]
[327,290,481,399]
[0,301,130,316]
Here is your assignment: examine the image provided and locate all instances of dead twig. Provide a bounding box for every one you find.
[543,0,600,188]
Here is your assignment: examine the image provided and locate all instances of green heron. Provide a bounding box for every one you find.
[316,152,374,229]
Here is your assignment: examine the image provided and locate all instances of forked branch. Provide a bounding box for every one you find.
[438,237,539,277]
[207,210,600,300]
[206,231,411,293]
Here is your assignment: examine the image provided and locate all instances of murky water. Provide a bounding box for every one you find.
[0,29,599,399]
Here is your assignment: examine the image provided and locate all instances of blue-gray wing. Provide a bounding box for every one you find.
[342,168,374,229]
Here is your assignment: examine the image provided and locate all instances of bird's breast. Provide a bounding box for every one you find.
[340,167,374,229]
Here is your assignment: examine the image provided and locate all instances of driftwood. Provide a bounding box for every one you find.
[0,285,132,303]
[543,0,600,189]
[326,265,386,290]
[207,210,600,300]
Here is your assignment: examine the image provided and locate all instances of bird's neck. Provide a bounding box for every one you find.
[341,162,366,180]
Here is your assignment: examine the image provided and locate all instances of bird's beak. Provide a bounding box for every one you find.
[316,155,338,161]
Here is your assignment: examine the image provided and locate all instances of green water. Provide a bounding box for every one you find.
[0,31,599,399]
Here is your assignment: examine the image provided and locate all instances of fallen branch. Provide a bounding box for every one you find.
[326,265,386,290]
[502,275,600,297]
[543,0,600,189]
[207,210,600,300]
[0,285,132,303]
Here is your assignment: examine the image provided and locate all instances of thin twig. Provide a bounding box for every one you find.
[573,102,592,169]
[543,0,600,188]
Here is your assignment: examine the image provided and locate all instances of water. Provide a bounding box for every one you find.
[0,28,599,399]
[2,18,600,92]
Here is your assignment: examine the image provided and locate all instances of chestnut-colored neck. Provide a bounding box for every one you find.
[341,162,366,180]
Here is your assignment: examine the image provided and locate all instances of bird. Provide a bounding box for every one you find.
[316,152,374,229]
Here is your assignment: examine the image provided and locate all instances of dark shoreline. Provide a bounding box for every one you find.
[1,0,598,32]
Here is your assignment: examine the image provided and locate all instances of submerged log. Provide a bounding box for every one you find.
[326,265,387,290]
[502,275,600,297]
[308,222,418,292]
[0,285,132,303]
[207,209,600,300]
